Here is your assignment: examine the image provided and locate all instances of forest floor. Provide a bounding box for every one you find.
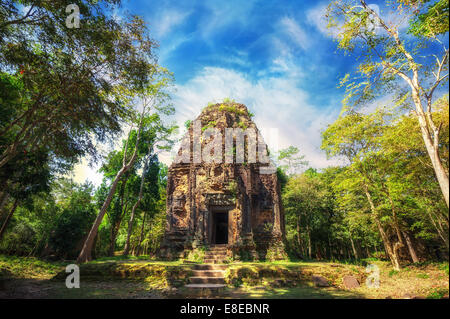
[0,255,448,299]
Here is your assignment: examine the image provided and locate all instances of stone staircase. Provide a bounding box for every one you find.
[184,245,228,293]
[203,244,228,264]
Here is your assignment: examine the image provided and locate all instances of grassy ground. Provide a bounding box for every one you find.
[0,255,448,299]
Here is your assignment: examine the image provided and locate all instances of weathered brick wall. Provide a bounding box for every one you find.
[159,103,286,261]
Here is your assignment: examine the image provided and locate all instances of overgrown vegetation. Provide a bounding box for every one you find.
[0,0,448,299]
[281,100,449,269]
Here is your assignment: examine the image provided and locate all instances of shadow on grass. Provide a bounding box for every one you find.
[171,284,365,299]
[234,285,364,299]
[0,276,169,299]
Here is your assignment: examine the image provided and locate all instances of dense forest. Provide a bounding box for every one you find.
[280,99,449,269]
[0,0,448,274]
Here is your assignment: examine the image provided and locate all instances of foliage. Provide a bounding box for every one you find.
[326,0,449,208]
[277,146,308,176]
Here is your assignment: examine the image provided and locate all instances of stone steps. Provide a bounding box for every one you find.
[203,259,227,264]
[191,270,224,277]
[203,245,228,264]
[194,264,228,270]
[204,252,227,256]
[184,284,226,289]
[185,254,229,293]
[205,250,227,254]
[189,277,225,284]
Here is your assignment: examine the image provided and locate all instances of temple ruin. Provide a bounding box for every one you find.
[160,102,286,261]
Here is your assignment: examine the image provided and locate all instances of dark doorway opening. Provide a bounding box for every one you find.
[213,211,228,244]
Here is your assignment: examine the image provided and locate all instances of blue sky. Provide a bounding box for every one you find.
[136,0,352,101]
[125,0,354,166]
[71,0,447,185]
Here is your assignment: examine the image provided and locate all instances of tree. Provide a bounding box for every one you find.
[379,96,449,250]
[283,171,331,259]
[322,109,404,269]
[47,182,96,259]
[0,2,156,169]
[321,100,449,267]
[76,67,175,263]
[0,2,162,243]
[122,108,175,256]
[327,0,449,206]
[277,146,308,176]
[0,148,51,241]
[123,156,162,255]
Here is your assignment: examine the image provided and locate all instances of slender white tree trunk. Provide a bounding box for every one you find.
[77,165,131,263]
[413,95,449,207]
[77,119,143,263]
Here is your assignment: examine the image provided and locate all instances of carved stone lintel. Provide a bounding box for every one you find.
[205,193,235,206]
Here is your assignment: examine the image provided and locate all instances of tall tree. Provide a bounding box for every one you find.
[122,110,175,256]
[0,2,161,233]
[77,67,175,263]
[327,0,449,206]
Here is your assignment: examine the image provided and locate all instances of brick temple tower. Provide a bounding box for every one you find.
[160,102,286,261]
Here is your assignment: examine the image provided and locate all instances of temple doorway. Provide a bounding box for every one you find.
[210,208,230,245]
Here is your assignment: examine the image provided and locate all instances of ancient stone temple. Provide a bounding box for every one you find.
[159,102,286,261]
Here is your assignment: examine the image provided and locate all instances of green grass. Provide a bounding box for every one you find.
[438,263,449,275]
[416,273,430,279]
[235,286,362,299]
[1,255,448,299]
[0,254,67,279]
[388,269,399,277]
[426,288,448,299]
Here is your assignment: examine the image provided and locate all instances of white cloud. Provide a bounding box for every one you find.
[200,0,257,39]
[306,3,339,38]
[152,9,191,38]
[279,17,311,51]
[160,67,342,169]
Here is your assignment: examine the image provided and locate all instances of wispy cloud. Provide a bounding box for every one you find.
[279,17,311,51]
[152,9,191,38]
[200,0,257,39]
[306,3,337,38]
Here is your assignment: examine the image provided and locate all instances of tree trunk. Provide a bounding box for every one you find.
[412,91,449,207]
[77,116,144,263]
[77,165,133,263]
[402,230,420,263]
[363,1,449,208]
[108,223,120,256]
[123,150,152,256]
[135,211,147,256]
[107,183,128,257]
[0,191,9,215]
[296,216,305,259]
[122,205,137,256]
[307,226,312,259]
[385,188,405,247]
[350,237,358,260]
[363,183,401,270]
[328,236,333,260]
[0,198,19,241]
[429,210,449,249]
